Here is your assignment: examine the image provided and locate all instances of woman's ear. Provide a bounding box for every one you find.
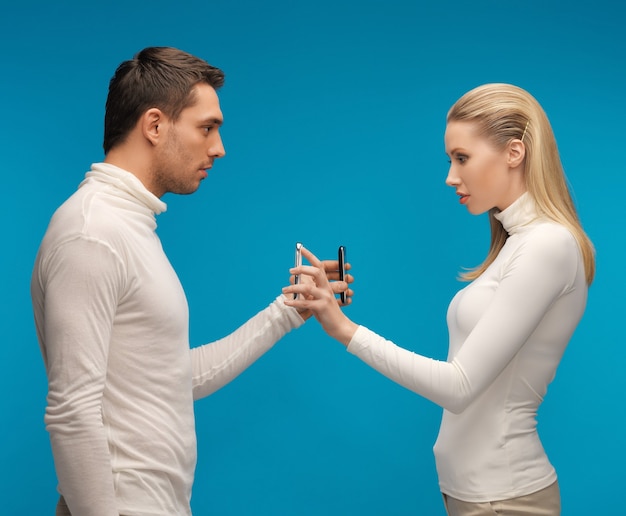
[507,139,526,169]
[141,108,164,146]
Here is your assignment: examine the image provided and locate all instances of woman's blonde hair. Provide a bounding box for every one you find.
[447,83,595,284]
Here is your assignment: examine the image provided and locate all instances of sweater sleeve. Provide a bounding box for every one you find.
[35,236,124,515]
[190,295,305,400]
[347,227,582,414]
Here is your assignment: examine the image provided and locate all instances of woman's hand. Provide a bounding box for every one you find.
[283,246,359,346]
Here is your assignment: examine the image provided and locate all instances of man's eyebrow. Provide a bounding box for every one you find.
[201,117,223,126]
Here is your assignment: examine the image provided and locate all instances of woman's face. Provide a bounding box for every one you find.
[444,121,524,215]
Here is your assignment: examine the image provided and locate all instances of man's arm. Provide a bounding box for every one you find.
[190,257,352,400]
[33,236,123,515]
[190,295,304,400]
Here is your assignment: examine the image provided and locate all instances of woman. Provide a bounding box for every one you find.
[283,84,594,515]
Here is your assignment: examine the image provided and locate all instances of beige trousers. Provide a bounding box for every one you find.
[55,496,70,516]
[56,496,128,516]
[443,482,560,516]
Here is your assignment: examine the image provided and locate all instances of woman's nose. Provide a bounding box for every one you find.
[445,167,460,187]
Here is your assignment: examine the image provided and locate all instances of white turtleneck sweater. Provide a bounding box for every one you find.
[347,193,587,502]
[31,163,304,515]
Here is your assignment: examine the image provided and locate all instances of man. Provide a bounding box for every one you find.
[31,47,351,515]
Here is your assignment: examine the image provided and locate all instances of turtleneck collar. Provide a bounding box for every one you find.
[493,192,540,235]
[82,162,167,215]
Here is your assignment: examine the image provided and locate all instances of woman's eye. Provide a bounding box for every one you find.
[447,154,468,164]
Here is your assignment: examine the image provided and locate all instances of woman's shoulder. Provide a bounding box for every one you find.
[527,219,576,241]
[515,220,581,267]
[529,217,577,242]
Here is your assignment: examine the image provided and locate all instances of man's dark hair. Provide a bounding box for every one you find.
[103,47,225,153]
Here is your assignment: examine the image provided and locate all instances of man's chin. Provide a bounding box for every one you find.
[167,183,202,196]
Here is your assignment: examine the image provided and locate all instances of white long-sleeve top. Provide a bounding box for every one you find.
[31,163,304,515]
[347,193,587,502]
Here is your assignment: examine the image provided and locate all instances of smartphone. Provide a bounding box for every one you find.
[294,242,303,299]
[338,245,347,304]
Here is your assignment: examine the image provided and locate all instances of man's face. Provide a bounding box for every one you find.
[153,83,225,196]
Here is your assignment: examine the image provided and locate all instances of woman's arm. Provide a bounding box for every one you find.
[284,233,583,413]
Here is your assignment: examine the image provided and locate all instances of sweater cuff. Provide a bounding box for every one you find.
[276,294,307,329]
[346,325,372,355]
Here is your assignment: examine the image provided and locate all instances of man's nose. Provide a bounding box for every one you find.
[210,133,226,158]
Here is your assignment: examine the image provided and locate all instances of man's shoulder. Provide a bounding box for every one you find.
[43,183,137,251]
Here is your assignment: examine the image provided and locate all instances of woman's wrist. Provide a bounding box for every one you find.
[332,318,359,347]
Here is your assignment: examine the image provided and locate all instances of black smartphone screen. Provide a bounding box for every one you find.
[338,245,346,304]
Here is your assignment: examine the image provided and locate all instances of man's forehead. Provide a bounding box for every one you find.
[184,83,223,121]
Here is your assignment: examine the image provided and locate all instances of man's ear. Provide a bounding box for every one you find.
[507,139,526,169]
[142,108,165,146]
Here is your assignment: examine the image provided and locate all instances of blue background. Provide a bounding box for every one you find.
[1,1,624,514]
